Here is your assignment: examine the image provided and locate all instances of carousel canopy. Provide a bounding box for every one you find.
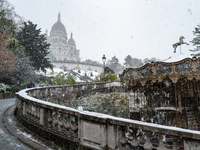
[120,55,199,88]
[163,53,191,63]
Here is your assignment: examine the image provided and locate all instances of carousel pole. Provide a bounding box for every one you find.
[175,85,178,127]
[197,80,199,107]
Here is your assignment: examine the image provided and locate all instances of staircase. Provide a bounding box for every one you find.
[186,107,199,131]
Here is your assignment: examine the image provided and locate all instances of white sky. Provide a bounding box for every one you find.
[8,0,200,63]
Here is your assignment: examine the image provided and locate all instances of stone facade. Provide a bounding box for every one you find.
[47,13,79,62]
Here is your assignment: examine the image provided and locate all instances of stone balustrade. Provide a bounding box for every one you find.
[15,82,200,150]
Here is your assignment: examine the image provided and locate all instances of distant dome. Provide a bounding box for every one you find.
[68,33,76,46]
[50,13,67,35]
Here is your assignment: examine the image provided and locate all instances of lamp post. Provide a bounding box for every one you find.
[102,54,106,82]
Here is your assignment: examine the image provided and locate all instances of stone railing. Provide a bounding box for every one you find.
[15,82,200,150]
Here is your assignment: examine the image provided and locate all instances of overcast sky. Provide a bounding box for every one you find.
[8,0,200,63]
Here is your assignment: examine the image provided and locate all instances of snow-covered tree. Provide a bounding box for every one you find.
[0,10,16,34]
[7,55,36,84]
[15,21,53,73]
[143,57,160,64]
[190,24,200,57]
[124,55,143,68]
[106,56,123,74]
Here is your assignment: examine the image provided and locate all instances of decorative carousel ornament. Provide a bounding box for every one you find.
[172,36,189,53]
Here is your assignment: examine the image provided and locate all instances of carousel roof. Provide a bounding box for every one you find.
[163,53,191,63]
[120,54,200,88]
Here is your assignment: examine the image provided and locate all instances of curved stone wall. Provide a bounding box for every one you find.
[15,82,200,150]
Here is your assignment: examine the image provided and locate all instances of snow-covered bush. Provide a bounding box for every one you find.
[68,92,130,118]
[0,83,10,93]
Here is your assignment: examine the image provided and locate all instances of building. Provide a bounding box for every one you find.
[47,13,80,62]
[46,13,103,73]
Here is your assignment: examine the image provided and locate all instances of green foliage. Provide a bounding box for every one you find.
[66,74,76,85]
[15,21,53,73]
[124,55,143,68]
[9,82,27,93]
[0,10,16,34]
[7,37,25,55]
[0,83,10,93]
[66,92,130,118]
[124,55,133,68]
[85,59,100,65]
[93,76,100,83]
[104,66,115,74]
[52,72,76,85]
[90,72,93,77]
[190,24,200,57]
[106,56,123,74]
[100,72,119,82]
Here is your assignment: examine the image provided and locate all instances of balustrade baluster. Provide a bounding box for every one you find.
[34,105,37,118]
[27,103,30,114]
[72,116,78,133]
[53,111,58,130]
[64,114,71,131]
[33,90,36,97]
[25,102,29,114]
[171,135,179,150]
[82,85,85,90]
[130,128,139,148]
[58,113,64,132]
[155,133,165,150]
[143,131,153,150]
[48,110,53,128]
[37,105,40,119]
[23,102,26,115]
[37,89,40,98]
[31,104,34,116]
[119,126,127,148]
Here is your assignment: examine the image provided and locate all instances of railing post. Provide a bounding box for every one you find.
[107,124,118,149]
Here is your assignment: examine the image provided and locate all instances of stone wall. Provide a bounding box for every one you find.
[15,82,200,150]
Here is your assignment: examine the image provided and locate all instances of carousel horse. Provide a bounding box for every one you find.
[172,36,189,53]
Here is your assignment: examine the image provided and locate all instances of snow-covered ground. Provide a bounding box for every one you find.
[38,68,101,82]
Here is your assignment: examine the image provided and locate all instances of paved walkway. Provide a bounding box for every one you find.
[0,98,55,150]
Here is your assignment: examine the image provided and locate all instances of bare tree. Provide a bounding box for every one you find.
[0,32,16,78]
[0,0,23,29]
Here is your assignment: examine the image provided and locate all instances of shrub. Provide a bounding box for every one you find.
[0,83,10,93]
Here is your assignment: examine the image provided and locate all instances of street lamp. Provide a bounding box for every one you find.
[102,54,106,82]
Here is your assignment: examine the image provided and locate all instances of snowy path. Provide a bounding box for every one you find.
[0,98,32,150]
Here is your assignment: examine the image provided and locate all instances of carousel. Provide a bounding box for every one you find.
[120,38,200,131]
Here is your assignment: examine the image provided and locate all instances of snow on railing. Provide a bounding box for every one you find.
[15,82,200,150]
